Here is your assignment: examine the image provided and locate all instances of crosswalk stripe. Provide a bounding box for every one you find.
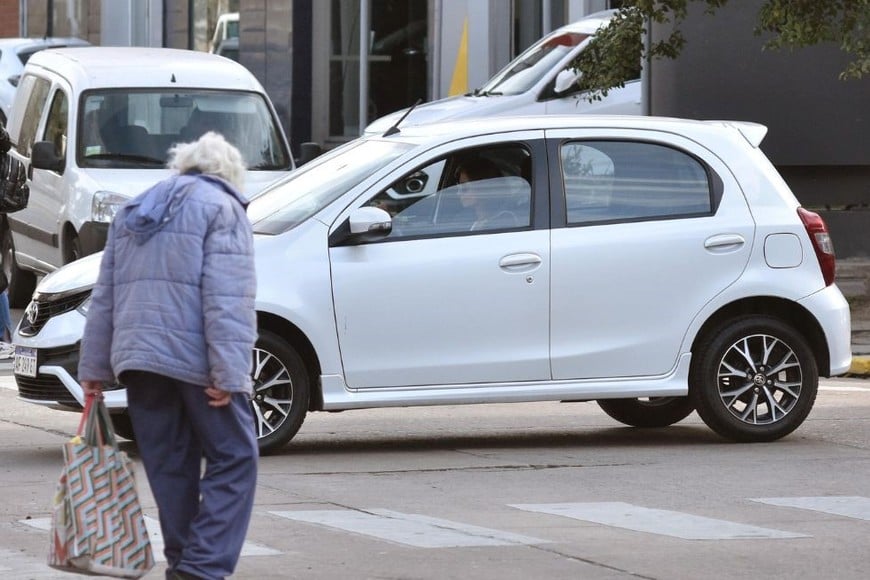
[752,496,870,520]
[21,516,282,561]
[269,509,548,548]
[509,502,808,540]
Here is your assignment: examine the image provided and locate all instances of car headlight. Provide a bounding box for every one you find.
[76,295,92,316]
[91,191,128,223]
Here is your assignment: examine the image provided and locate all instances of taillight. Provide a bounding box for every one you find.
[798,207,835,286]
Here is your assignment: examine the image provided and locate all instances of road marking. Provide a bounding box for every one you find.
[509,502,808,540]
[752,496,870,520]
[819,385,870,392]
[21,517,281,561]
[269,509,548,548]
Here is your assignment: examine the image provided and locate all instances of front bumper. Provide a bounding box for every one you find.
[13,305,127,411]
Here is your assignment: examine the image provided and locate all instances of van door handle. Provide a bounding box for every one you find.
[499,253,542,272]
[704,234,745,252]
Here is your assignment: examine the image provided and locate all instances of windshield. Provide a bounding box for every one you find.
[248,139,413,234]
[479,32,589,95]
[77,89,291,170]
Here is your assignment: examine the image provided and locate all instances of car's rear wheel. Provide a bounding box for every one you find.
[597,397,694,428]
[251,330,310,454]
[1,223,36,308]
[690,316,818,442]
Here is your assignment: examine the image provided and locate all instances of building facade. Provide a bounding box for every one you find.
[10,0,868,255]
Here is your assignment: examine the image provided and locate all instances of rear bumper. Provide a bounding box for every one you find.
[798,284,852,376]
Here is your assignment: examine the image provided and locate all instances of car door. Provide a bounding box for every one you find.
[329,136,551,389]
[546,129,755,380]
[6,73,53,265]
[23,85,70,267]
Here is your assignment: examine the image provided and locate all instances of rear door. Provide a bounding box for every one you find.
[547,129,755,380]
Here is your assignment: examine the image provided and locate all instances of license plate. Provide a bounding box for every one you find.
[13,346,38,378]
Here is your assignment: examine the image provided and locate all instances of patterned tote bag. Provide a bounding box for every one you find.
[48,394,154,577]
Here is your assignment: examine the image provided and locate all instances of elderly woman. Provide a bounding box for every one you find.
[78,131,258,580]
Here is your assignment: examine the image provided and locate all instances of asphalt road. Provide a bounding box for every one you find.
[2,372,870,579]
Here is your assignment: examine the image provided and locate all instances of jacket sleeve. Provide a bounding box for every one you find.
[77,220,118,383]
[201,201,257,393]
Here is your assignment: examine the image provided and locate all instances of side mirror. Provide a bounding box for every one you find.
[31,141,65,173]
[554,69,581,94]
[349,206,392,235]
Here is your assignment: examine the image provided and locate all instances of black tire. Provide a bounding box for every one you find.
[251,329,310,454]
[110,411,136,441]
[690,316,818,442]
[597,397,694,428]
[63,233,83,264]
[1,223,36,308]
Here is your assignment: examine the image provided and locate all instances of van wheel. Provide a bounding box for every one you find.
[597,397,694,428]
[690,316,818,442]
[1,224,36,308]
[251,330,310,454]
[63,233,83,264]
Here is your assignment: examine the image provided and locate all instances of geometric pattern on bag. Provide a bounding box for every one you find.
[49,395,155,578]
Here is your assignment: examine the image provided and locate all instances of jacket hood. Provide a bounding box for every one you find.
[122,173,246,244]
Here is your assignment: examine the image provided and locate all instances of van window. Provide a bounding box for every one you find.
[14,75,51,155]
[78,89,291,170]
[44,89,69,159]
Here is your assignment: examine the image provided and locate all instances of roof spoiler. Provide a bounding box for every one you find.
[707,120,768,148]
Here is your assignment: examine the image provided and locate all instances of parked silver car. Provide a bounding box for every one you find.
[0,36,89,124]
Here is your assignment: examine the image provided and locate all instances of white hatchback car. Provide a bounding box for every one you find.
[14,115,851,454]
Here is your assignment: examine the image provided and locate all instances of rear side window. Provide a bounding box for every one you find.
[14,75,52,155]
[561,140,712,225]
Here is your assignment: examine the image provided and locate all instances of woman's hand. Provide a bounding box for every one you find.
[80,380,104,398]
[205,386,232,407]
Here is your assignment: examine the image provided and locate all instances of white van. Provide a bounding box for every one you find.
[1,46,293,307]
[365,9,641,134]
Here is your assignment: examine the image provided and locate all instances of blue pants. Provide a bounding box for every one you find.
[0,290,12,340]
[123,371,258,580]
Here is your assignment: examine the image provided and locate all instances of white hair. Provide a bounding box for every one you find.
[167,131,246,191]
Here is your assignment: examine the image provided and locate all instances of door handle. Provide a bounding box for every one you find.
[704,234,745,252]
[499,253,542,272]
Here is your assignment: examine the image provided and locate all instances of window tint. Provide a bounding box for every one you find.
[16,75,51,155]
[365,144,533,239]
[561,141,711,225]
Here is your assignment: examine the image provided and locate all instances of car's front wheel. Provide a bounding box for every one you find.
[251,330,310,454]
[690,316,818,442]
[597,397,694,428]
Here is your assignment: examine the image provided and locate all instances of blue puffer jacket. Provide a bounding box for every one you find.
[78,173,257,394]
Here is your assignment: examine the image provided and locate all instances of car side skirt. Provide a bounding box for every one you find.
[319,354,692,410]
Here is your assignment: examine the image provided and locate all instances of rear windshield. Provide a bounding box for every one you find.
[77,89,291,170]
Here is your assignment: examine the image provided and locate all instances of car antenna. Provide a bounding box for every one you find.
[382,98,422,137]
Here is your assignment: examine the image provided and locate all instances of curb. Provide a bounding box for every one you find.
[848,356,870,377]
